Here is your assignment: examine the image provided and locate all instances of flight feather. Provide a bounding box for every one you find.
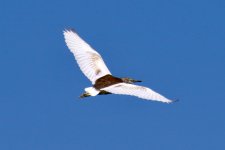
[102,83,173,103]
[63,29,111,84]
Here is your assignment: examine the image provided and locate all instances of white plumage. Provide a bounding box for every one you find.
[63,30,111,84]
[63,29,174,103]
[102,83,172,103]
[85,87,99,96]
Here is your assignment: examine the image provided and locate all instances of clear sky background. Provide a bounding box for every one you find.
[1,0,225,149]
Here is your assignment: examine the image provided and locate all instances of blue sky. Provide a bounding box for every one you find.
[1,0,225,149]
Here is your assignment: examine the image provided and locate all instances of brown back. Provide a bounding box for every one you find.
[94,74,123,90]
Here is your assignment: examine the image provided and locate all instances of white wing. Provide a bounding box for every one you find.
[102,83,173,103]
[63,29,111,84]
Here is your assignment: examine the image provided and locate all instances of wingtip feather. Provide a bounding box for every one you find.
[63,28,78,36]
[166,98,179,104]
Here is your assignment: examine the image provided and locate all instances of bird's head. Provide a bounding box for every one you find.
[121,78,142,84]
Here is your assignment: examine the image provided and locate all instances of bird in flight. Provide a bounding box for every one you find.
[63,29,175,103]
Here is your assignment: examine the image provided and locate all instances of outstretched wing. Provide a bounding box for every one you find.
[63,29,111,84]
[102,83,173,103]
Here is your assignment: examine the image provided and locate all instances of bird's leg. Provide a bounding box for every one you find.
[79,92,91,98]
